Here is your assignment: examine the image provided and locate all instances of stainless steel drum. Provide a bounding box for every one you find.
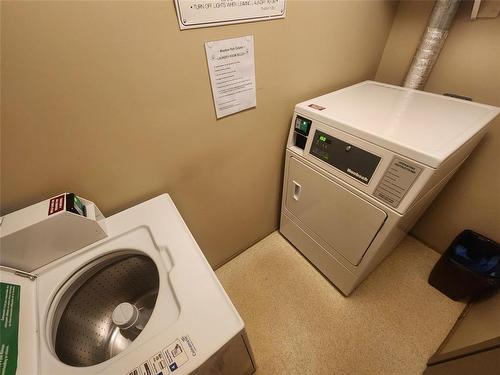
[51,252,159,367]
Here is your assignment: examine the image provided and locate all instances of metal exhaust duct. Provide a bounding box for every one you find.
[403,0,461,90]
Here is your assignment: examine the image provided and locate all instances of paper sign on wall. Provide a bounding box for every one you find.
[205,35,256,119]
[175,0,286,30]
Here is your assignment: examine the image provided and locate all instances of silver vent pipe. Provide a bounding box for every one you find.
[403,0,461,90]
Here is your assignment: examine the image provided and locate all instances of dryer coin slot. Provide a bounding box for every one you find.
[294,133,307,149]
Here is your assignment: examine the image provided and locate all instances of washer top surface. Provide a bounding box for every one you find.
[295,81,500,167]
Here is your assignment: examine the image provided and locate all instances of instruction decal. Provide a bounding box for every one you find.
[48,194,65,215]
[373,157,422,208]
[150,351,168,374]
[0,283,20,375]
[126,335,197,375]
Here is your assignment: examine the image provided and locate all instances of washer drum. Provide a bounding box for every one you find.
[51,253,159,367]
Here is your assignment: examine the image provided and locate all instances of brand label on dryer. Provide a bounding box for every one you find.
[373,158,422,208]
[126,335,197,375]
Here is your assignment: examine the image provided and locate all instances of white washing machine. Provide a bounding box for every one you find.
[280,81,499,295]
[0,194,255,375]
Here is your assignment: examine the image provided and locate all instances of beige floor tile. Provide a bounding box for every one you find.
[216,232,464,375]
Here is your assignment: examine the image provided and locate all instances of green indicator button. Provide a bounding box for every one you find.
[319,135,327,142]
[295,116,311,135]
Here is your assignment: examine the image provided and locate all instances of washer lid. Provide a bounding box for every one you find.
[296,81,500,168]
[0,268,38,375]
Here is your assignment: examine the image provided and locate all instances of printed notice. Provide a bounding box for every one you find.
[205,35,256,119]
[174,0,286,30]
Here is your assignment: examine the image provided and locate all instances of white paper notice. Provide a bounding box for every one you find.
[205,35,256,119]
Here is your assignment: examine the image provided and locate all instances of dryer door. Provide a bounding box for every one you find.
[285,157,387,265]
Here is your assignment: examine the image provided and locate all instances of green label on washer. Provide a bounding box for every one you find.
[0,283,20,375]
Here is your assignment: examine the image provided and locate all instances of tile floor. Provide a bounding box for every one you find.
[216,232,464,375]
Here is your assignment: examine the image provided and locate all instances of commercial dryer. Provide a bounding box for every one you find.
[280,81,499,295]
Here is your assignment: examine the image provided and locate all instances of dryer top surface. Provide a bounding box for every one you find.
[296,81,499,167]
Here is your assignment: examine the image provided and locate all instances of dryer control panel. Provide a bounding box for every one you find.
[286,112,434,214]
[309,130,381,184]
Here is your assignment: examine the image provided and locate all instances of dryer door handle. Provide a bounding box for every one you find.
[292,180,302,201]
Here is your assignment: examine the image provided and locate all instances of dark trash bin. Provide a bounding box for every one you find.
[428,230,500,301]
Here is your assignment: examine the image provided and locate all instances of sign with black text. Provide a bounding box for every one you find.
[175,0,286,29]
[205,35,256,119]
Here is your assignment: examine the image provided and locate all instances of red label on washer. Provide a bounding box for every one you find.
[48,194,65,215]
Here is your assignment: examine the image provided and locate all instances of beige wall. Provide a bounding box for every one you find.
[1,1,397,267]
[376,0,500,252]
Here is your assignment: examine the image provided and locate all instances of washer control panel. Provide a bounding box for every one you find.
[309,130,381,184]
